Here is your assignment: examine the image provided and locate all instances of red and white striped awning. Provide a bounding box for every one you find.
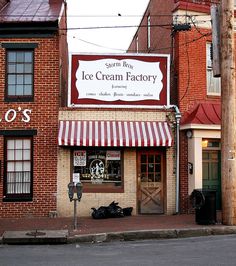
[58,120,172,147]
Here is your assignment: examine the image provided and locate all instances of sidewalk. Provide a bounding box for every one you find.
[1,213,236,244]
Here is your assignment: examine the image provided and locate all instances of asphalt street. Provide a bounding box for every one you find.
[1,234,236,266]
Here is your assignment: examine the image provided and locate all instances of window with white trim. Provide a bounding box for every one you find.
[147,15,151,49]
[206,43,221,95]
[4,137,33,201]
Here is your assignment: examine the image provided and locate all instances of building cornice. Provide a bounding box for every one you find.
[0,21,58,37]
[180,123,221,131]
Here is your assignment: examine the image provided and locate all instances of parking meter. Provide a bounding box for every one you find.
[67,181,83,230]
[76,182,83,201]
[68,182,74,202]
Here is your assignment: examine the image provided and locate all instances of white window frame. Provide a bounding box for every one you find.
[206,43,221,96]
[147,15,151,49]
[4,137,33,200]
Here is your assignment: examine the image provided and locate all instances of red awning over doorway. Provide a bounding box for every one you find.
[181,102,221,126]
[58,120,172,147]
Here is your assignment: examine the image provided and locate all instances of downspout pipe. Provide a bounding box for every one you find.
[168,105,181,214]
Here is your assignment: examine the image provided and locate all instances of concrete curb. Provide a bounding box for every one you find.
[2,226,236,245]
[67,226,236,244]
[1,230,68,245]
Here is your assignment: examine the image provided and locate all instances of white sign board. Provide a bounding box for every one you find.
[70,54,170,107]
[73,173,80,183]
[76,59,163,101]
[106,150,121,160]
[74,150,86,166]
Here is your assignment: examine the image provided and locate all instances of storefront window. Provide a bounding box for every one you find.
[73,149,123,192]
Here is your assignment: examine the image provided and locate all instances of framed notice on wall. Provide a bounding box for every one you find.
[69,53,170,108]
[73,173,80,183]
[74,150,86,166]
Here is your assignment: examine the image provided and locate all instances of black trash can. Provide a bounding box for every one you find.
[190,189,216,225]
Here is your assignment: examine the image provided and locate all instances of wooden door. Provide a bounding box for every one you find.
[137,151,164,214]
[202,150,221,210]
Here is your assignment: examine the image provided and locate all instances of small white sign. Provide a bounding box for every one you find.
[73,173,80,183]
[106,150,120,160]
[74,150,86,166]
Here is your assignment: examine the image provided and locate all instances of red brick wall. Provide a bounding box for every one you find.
[179,132,189,213]
[175,28,221,213]
[127,0,177,105]
[0,37,61,218]
[127,0,174,55]
[174,28,221,112]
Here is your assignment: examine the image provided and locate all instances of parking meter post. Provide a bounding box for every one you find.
[74,199,77,230]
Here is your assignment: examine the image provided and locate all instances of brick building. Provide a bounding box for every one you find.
[0,0,68,218]
[128,0,222,213]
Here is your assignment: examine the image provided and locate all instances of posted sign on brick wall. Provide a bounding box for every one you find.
[69,54,170,107]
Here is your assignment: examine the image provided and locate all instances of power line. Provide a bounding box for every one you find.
[62,19,211,31]
[140,32,211,53]
[188,15,209,37]
[65,23,173,30]
[69,36,126,52]
[66,31,211,53]
[179,32,191,103]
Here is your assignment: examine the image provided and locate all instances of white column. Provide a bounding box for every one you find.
[188,135,202,194]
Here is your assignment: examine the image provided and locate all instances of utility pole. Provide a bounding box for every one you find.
[220,0,236,225]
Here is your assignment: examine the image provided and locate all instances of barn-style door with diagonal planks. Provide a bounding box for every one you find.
[138,150,165,214]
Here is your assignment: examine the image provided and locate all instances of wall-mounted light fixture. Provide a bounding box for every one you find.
[186,130,193,139]
[188,162,193,175]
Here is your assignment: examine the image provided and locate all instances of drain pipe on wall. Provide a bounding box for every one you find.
[168,105,181,214]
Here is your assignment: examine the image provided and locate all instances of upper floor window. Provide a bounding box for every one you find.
[6,50,34,101]
[147,15,151,49]
[206,42,221,96]
[2,42,38,102]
